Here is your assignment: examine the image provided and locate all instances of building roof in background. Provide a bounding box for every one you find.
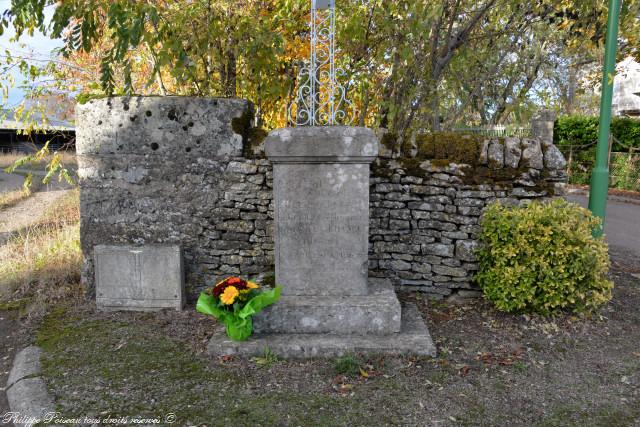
[0,109,75,131]
[613,57,640,116]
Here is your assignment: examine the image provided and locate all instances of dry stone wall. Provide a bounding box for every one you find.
[368,135,567,298]
[77,97,566,300]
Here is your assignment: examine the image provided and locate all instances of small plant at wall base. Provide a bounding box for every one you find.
[475,199,613,315]
[196,277,281,341]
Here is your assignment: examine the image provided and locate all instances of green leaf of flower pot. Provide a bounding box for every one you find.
[196,286,282,341]
[224,316,253,341]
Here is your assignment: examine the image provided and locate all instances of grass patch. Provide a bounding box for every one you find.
[0,176,45,211]
[0,188,30,211]
[37,309,408,426]
[0,297,30,311]
[0,188,82,317]
[538,402,640,427]
[333,353,362,376]
[252,347,279,368]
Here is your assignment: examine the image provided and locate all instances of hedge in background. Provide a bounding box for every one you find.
[554,115,640,151]
[476,199,613,315]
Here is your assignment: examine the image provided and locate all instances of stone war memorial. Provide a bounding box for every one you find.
[75,0,567,358]
[219,126,437,356]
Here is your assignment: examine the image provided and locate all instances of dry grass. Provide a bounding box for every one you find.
[0,151,26,168]
[0,180,45,211]
[0,150,77,169]
[0,189,30,211]
[0,188,83,319]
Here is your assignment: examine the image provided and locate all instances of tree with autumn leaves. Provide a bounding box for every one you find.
[2,0,640,142]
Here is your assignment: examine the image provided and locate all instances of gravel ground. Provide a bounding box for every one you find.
[17,247,637,427]
[0,189,69,245]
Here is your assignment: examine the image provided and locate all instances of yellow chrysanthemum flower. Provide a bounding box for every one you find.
[220,286,239,305]
[247,281,260,289]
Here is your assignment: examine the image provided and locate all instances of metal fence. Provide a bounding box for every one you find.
[451,125,532,138]
[449,127,640,192]
[609,152,640,191]
[559,143,640,192]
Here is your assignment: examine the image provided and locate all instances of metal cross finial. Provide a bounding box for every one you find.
[288,0,355,126]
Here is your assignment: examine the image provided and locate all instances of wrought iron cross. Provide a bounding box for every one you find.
[289,0,354,126]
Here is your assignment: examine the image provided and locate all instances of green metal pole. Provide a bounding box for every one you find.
[588,0,621,237]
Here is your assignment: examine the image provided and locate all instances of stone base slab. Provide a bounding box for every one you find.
[252,278,401,335]
[207,304,436,358]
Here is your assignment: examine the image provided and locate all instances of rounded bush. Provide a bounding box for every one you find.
[476,199,613,315]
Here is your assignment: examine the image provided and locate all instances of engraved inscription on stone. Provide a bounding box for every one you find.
[95,245,184,310]
[274,162,370,296]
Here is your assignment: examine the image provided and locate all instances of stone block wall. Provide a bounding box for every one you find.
[368,135,567,298]
[77,96,566,300]
[76,97,275,297]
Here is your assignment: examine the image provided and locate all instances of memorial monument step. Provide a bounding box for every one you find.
[253,278,402,335]
[207,304,437,358]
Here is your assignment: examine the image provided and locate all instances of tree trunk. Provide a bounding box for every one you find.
[224,47,237,98]
[567,64,576,115]
[359,84,370,127]
[431,88,440,131]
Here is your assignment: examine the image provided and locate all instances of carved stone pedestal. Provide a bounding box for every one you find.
[207,127,435,358]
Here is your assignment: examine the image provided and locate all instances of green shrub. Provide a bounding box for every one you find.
[476,199,613,315]
[554,115,640,151]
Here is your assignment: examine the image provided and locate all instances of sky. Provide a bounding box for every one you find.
[0,0,62,107]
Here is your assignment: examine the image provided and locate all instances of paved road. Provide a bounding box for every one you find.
[0,170,73,193]
[566,194,640,257]
[0,171,23,193]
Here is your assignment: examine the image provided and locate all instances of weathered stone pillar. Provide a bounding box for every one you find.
[208,126,436,357]
[266,126,376,296]
[254,127,402,335]
[531,110,557,146]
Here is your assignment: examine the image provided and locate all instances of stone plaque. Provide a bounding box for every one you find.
[266,127,378,296]
[95,245,184,310]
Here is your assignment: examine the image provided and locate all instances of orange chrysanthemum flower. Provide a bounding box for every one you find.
[220,286,239,305]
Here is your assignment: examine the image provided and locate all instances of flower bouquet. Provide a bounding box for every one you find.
[196,277,281,341]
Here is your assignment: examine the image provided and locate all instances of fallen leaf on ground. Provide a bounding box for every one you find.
[113,340,127,351]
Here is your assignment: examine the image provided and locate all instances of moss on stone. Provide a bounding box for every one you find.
[414,132,484,166]
[379,132,398,153]
[430,159,453,168]
[400,158,426,177]
[76,93,111,105]
[262,272,276,289]
[231,107,268,159]
[371,160,394,178]
[376,132,484,180]
[370,132,555,192]
[463,166,523,186]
